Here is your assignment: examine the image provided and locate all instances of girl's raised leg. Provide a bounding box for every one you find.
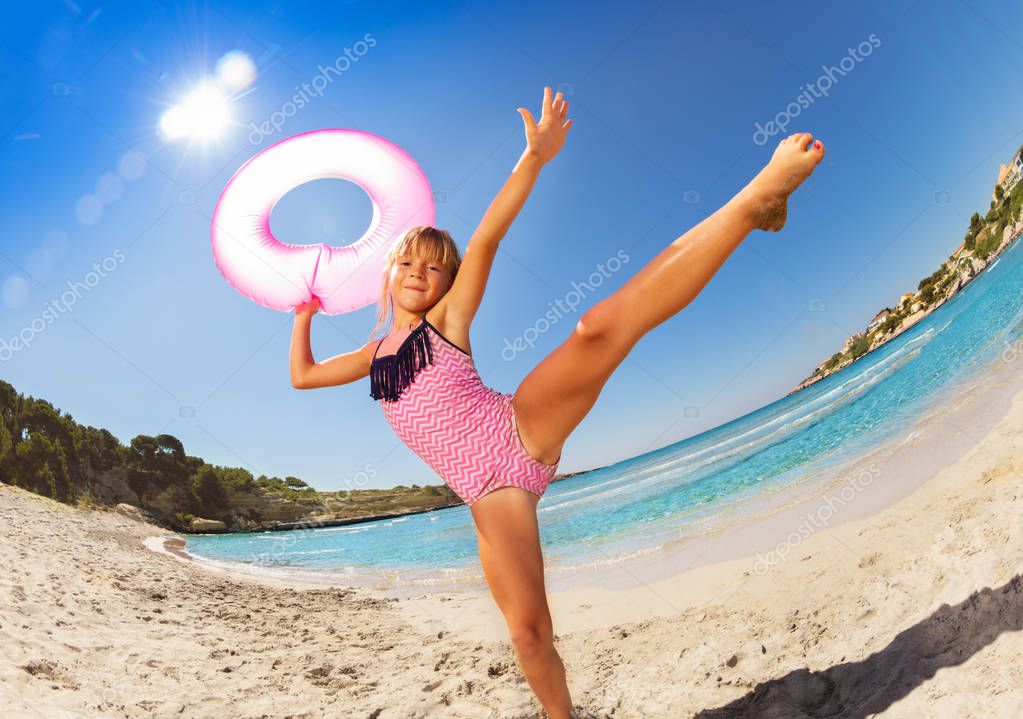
[513,133,825,465]
[470,489,574,718]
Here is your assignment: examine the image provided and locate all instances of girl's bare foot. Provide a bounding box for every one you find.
[739,132,825,231]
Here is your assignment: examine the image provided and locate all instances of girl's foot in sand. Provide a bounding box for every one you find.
[738,132,825,231]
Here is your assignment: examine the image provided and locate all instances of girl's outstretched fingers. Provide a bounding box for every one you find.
[520,85,573,164]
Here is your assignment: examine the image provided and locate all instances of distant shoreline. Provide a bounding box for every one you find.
[171,340,1023,599]
[789,225,1022,396]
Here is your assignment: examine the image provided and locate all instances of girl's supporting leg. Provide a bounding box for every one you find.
[470,488,574,719]
[513,133,826,465]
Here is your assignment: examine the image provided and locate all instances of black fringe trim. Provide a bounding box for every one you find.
[370,323,435,402]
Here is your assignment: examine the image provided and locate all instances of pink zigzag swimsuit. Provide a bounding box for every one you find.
[369,313,560,506]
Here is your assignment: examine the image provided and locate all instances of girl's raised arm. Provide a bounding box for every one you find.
[442,86,573,325]
[290,298,376,389]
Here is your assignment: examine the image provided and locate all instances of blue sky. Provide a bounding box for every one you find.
[2,0,1021,492]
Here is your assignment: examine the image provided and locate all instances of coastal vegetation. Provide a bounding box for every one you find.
[14,157,1019,530]
[791,165,1023,393]
[0,378,465,533]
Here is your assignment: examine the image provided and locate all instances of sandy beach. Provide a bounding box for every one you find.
[3,372,1023,718]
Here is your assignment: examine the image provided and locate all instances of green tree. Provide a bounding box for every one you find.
[0,420,13,484]
[823,352,843,371]
[126,434,193,503]
[879,312,903,334]
[192,466,230,518]
[20,401,77,500]
[217,466,256,491]
[0,420,10,457]
[849,334,871,360]
[14,433,70,499]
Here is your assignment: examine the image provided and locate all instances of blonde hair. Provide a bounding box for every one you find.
[370,226,462,340]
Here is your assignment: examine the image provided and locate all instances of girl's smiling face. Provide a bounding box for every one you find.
[389,252,452,314]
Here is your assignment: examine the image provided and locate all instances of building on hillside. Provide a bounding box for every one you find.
[995,145,1023,201]
[867,308,891,332]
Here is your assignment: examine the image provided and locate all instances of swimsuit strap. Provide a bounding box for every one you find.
[372,312,429,363]
[369,313,434,402]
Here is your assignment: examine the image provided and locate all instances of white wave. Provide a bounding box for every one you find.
[288,547,347,557]
[544,328,941,515]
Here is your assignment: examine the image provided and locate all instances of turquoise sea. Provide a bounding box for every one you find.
[179,236,1023,592]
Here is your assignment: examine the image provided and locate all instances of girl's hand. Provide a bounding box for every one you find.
[517,86,573,165]
[294,297,320,318]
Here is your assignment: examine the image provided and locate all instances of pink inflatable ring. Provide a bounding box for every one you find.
[211,129,435,314]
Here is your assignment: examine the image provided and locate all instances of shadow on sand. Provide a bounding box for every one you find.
[687,573,1022,718]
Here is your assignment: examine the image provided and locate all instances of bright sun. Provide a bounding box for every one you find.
[159,84,231,141]
[159,50,256,143]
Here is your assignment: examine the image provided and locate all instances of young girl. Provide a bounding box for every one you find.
[290,86,824,718]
